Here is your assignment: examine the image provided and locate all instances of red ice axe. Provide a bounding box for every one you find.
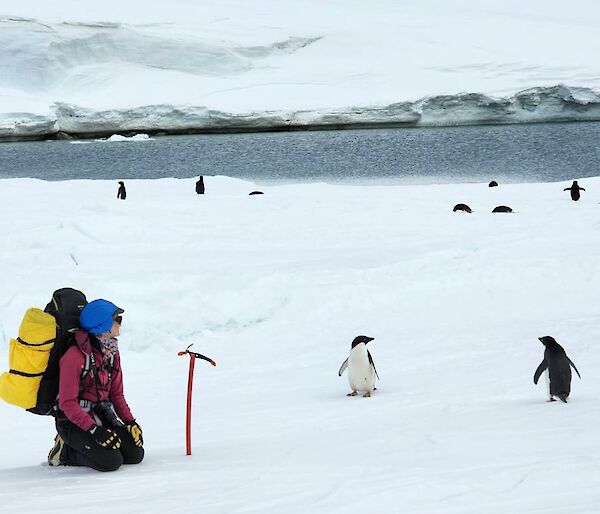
[177,344,216,456]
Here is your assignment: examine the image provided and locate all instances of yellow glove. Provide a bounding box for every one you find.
[90,426,121,449]
[126,421,143,447]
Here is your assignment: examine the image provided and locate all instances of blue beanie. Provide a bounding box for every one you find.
[80,299,124,334]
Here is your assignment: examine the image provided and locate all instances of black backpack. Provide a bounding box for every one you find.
[27,288,87,416]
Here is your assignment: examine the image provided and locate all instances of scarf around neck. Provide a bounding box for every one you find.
[97,337,119,360]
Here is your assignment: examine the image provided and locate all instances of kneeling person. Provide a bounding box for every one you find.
[48,299,144,471]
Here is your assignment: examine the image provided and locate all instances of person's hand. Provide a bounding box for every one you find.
[126,421,143,447]
[89,425,121,449]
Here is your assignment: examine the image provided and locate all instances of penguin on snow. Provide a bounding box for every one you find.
[533,336,581,403]
[563,180,585,201]
[338,335,379,397]
[117,181,126,200]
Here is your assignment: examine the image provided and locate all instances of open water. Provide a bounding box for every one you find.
[0,122,599,183]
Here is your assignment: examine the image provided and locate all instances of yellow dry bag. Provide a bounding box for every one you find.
[0,308,57,409]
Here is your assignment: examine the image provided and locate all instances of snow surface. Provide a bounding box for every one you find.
[1,176,600,513]
[2,1,600,138]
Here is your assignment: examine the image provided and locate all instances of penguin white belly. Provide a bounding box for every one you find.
[544,369,552,400]
[348,346,375,392]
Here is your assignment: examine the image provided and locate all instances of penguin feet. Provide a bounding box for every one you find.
[347,391,358,396]
[363,391,371,398]
[548,398,556,402]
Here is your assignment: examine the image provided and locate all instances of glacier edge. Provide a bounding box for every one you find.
[1,84,600,141]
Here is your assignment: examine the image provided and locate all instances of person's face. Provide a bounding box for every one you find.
[98,315,122,339]
[109,317,121,338]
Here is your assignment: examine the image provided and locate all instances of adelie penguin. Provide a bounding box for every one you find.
[195,175,205,195]
[453,203,472,213]
[563,180,585,201]
[117,181,126,200]
[338,335,379,397]
[534,336,581,403]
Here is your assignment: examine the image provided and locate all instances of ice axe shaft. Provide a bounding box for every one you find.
[178,344,216,455]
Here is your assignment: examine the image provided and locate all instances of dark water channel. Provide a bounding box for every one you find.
[0,122,599,183]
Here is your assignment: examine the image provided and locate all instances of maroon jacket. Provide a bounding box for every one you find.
[58,329,134,432]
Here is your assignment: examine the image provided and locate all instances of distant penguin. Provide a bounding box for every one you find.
[453,203,472,213]
[249,191,264,195]
[338,335,379,397]
[563,180,585,201]
[117,181,126,200]
[195,176,205,195]
[488,181,498,187]
[492,205,512,213]
[533,336,581,403]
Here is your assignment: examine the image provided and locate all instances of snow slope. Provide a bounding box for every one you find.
[2,0,600,138]
[1,177,600,513]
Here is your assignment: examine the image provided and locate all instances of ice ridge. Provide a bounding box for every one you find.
[1,85,599,140]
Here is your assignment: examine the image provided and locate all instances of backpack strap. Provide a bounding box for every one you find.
[104,355,115,388]
[16,336,55,347]
[81,353,92,380]
[108,354,115,373]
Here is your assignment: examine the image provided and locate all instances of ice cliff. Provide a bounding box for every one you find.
[1,2,600,140]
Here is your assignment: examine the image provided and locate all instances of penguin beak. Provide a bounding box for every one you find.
[365,337,374,343]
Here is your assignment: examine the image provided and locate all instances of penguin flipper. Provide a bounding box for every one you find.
[533,360,547,384]
[338,358,348,377]
[568,358,581,379]
[367,350,380,380]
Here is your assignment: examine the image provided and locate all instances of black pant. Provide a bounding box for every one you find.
[56,419,144,472]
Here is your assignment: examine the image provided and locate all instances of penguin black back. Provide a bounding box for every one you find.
[564,180,585,201]
[534,336,581,402]
[492,205,512,213]
[196,176,205,195]
[453,203,472,213]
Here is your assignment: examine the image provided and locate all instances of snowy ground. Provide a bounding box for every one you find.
[2,1,600,137]
[1,176,599,513]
